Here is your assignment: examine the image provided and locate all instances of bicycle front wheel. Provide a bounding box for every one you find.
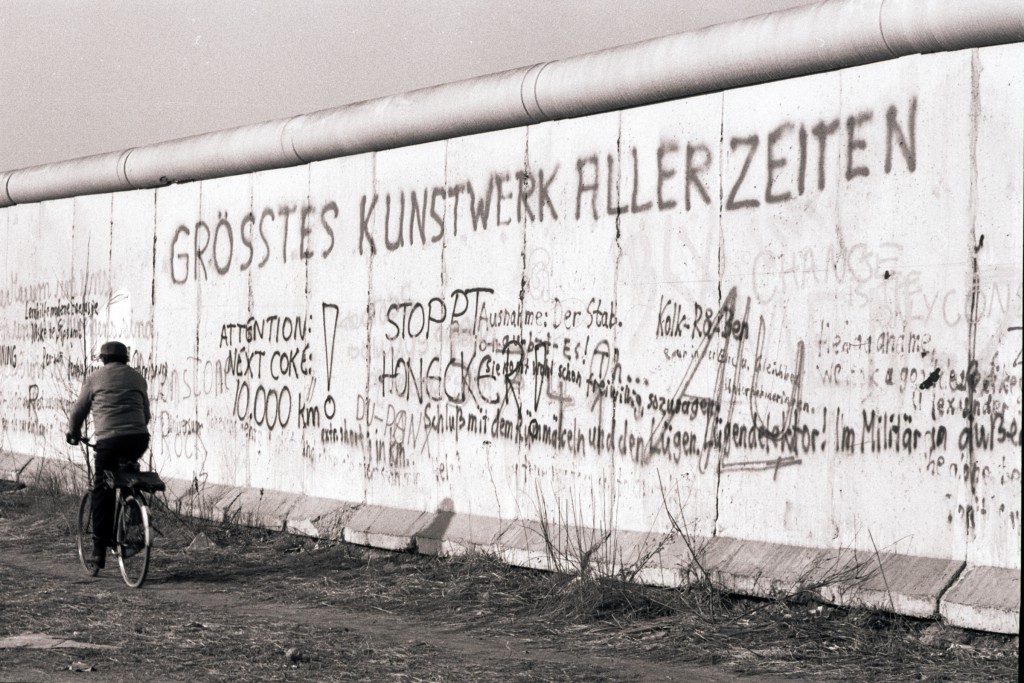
[116,494,151,588]
[76,491,99,577]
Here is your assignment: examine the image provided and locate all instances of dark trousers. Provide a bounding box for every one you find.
[92,434,150,547]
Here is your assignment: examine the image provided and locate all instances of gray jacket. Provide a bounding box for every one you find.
[68,362,151,441]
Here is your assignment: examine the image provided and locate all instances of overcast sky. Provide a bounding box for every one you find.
[0,0,814,171]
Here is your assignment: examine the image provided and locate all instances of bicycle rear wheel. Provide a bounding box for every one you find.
[76,491,100,576]
[116,494,151,588]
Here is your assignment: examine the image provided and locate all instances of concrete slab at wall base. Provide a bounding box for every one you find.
[940,565,1022,635]
[0,452,31,482]
[495,520,561,570]
[0,451,87,491]
[681,536,958,618]
[285,496,359,539]
[342,505,428,551]
[161,476,357,539]
[818,552,965,619]
[414,510,507,556]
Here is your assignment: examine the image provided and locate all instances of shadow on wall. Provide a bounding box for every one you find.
[417,498,455,552]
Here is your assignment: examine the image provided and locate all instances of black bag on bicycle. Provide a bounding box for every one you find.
[116,470,166,493]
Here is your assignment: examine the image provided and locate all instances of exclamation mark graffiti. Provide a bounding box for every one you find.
[322,303,340,391]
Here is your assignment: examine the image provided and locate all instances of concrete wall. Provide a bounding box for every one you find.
[2,44,1021,632]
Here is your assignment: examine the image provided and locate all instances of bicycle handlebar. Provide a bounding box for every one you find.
[67,433,94,448]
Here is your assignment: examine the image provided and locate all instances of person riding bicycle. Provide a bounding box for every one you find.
[66,341,151,569]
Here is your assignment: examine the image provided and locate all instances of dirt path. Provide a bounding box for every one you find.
[0,529,783,682]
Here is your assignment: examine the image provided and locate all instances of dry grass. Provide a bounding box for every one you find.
[0,482,1018,682]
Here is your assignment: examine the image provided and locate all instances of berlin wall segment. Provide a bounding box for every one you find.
[0,47,1021,605]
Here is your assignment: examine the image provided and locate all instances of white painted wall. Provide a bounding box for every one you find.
[2,45,1020,570]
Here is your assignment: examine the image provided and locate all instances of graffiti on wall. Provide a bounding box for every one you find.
[164,98,920,273]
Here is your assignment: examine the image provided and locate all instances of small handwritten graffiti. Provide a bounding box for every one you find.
[158,411,207,460]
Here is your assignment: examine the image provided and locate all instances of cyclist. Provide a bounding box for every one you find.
[66,341,151,569]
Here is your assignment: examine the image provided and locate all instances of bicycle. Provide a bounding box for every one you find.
[75,438,165,588]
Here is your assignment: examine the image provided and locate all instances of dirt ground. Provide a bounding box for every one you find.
[0,482,1018,682]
